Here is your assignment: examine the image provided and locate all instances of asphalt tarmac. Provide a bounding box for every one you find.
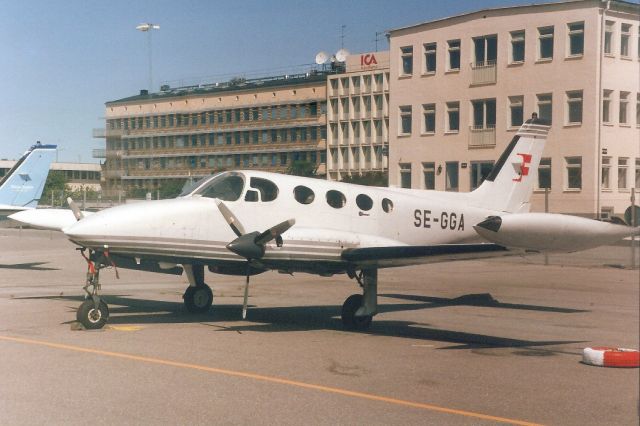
[0,228,638,425]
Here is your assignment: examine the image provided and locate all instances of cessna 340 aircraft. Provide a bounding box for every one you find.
[10,118,639,330]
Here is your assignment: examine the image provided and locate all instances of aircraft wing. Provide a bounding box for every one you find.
[341,243,511,268]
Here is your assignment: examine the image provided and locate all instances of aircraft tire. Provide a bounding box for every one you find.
[341,294,372,331]
[77,299,109,330]
[183,284,213,314]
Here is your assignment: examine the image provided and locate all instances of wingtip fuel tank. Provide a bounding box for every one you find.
[474,213,639,252]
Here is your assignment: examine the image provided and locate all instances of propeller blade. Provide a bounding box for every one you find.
[242,263,250,319]
[216,200,246,237]
[255,219,296,246]
[67,197,84,221]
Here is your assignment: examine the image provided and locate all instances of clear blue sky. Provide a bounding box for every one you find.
[0,0,547,163]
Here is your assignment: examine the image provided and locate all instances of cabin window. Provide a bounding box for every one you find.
[249,177,278,202]
[382,198,394,213]
[294,185,315,204]
[356,194,373,211]
[326,190,346,209]
[245,190,259,202]
[196,173,244,201]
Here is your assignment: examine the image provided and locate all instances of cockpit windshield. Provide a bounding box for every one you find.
[178,176,211,197]
[192,172,245,201]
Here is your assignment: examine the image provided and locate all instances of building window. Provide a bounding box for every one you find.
[470,161,494,190]
[618,157,629,189]
[537,93,553,124]
[509,96,524,127]
[471,99,496,129]
[399,106,412,135]
[448,39,461,70]
[602,157,611,190]
[446,102,460,132]
[635,158,640,189]
[619,91,629,124]
[566,90,583,124]
[424,42,436,73]
[565,157,582,190]
[602,90,612,123]
[400,163,412,188]
[567,22,584,57]
[401,46,413,75]
[422,104,436,134]
[636,93,640,126]
[604,21,614,54]
[538,157,551,190]
[422,162,435,189]
[473,35,497,66]
[620,23,631,57]
[445,162,459,191]
[510,30,525,63]
[538,26,554,60]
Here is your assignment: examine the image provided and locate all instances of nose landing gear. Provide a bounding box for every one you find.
[76,248,117,330]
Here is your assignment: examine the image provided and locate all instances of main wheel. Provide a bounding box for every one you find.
[77,299,109,330]
[341,294,372,330]
[183,284,213,314]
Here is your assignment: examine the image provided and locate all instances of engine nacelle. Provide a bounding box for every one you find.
[474,213,639,252]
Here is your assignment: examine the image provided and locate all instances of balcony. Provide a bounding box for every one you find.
[470,61,497,85]
[468,125,496,148]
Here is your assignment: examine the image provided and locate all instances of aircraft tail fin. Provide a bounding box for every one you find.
[0,143,56,209]
[468,118,550,213]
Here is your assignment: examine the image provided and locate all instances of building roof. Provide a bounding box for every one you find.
[387,0,639,35]
[106,71,335,106]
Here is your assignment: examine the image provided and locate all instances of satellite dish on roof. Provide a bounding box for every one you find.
[315,51,330,65]
[335,48,350,62]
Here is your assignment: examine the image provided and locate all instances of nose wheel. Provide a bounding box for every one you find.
[76,248,116,330]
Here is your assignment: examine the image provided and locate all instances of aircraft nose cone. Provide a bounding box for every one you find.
[476,216,502,233]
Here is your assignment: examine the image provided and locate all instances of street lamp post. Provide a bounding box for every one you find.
[136,23,160,92]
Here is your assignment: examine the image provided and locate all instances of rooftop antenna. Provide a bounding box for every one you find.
[335,48,350,63]
[340,24,346,49]
[375,31,384,52]
[315,51,330,71]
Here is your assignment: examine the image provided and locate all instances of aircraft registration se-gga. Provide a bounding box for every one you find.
[10,118,639,330]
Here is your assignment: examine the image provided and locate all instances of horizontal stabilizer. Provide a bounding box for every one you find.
[474,213,639,252]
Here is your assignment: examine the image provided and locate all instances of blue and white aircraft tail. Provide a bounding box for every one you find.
[0,142,56,216]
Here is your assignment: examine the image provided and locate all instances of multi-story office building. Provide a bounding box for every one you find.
[99,73,329,197]
[327,51,390,180]
[388,0,639,218]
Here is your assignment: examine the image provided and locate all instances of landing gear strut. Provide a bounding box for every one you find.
[182,264,213,314]
[76,248,115,329]
[342,268,377,331]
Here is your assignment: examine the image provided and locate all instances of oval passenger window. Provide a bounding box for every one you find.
[326,190,346,209]
[356,194,373,211]
[382,198,394,213]
[294,185,315,204]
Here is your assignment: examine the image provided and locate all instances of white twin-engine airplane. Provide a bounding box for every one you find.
[10,118,639,330]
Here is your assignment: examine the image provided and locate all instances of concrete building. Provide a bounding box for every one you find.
[0,160,101,192]
[98,73,329,197]
[327,51,390,180]
[388,0,639,218]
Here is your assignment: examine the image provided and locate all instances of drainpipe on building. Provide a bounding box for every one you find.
[596,0,611,219]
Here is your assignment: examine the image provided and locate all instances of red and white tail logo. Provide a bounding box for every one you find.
[512,153,532,182]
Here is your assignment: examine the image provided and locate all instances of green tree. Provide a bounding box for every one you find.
[287,160,317,177]
[340,171,388,187]
[41,171,68,206]
[159,179,187,199]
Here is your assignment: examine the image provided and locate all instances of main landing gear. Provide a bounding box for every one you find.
[76,248,116,330]
[341,268,378,331]
[182,264,213,314]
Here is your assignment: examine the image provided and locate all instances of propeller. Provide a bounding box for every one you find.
[215,200,295,318]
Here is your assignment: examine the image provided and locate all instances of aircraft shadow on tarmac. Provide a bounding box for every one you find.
[0,262,59,271]
[15,292,587,353]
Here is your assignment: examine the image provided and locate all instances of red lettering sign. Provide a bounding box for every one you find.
[360,54,378,67]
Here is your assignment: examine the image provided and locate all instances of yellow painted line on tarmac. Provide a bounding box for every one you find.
[0,335,541,426]
[108,325,143,332]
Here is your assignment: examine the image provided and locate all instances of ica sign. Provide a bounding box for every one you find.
[360,54,378,68]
